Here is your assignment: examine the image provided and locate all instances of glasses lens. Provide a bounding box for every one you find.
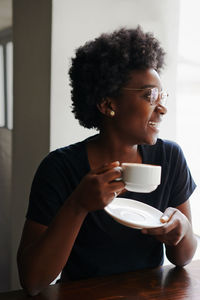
[160,92,168,106]
[150,88,159,105]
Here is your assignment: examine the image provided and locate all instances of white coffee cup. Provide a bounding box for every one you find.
[117,163,161,193]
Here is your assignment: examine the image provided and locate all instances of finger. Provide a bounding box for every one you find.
[160,207,177,223]
[101,167,122,183]
[160,215,170,223]
[104,190,121,206]
[142,212,179,236]
[108,180,125,193]
[92,161,120,175]
[102,181,125,206]
[142,208,176,235]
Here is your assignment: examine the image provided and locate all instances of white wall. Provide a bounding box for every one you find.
[50,0,180,150]
[8,0,181,291]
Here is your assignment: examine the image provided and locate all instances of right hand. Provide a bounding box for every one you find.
[70,161,125,212]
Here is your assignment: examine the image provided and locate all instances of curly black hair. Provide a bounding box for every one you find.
[69,26,165,130]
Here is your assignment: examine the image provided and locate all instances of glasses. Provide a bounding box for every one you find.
[122,87,168,107]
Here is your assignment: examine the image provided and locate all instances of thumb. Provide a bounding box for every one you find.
[160,207,176,224]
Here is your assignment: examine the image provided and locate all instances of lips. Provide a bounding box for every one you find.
[148,121,159,127]
[148,120,160,131]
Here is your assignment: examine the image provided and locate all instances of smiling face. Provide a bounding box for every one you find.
[110,68,167,145]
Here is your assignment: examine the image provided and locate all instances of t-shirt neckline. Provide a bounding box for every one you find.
[83,134,147,171]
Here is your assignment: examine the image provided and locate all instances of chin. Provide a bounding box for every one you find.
[149,136,158,145]
[143,135,158,145]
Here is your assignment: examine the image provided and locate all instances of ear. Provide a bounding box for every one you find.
[97,98,115,116]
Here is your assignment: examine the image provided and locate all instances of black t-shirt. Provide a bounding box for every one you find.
[26,136,196,280]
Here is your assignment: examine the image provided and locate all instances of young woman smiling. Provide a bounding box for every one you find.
[17,27,197,296]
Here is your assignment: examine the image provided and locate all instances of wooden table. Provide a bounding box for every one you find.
[1,260,200,300]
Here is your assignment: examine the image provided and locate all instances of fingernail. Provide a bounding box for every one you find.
[160,215,169,223]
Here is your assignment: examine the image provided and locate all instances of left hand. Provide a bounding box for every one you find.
[141,207,190,246]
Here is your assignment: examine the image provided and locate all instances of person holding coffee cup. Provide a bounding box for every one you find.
[17,27,197,296]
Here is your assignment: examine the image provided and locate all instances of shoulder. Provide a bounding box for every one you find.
[45,135,96,163]
[156,139,184,160]
[34,136,93,179]
[159,139,182,150]
[147,138,183,155]
[141,139,185,166]
[49,139,86,163]
[150,138,182,151]
[38,142,82,170]
[153,139,188,172]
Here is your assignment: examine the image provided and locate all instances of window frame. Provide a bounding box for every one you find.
[0,27,12,129]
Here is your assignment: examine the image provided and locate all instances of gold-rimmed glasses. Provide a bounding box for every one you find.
[122,87,168,106]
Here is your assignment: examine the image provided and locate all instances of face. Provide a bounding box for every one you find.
[111,68,167,145]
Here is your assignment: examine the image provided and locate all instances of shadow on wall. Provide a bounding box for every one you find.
[0,128,12,291]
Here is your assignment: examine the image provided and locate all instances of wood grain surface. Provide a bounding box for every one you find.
[1,260,200,300]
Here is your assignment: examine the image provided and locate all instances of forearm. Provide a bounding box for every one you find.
[18,162,124,296]
[18,196,87,296]
[166,224,197,266]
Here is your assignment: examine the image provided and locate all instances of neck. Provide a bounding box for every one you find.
[87,131,141,169]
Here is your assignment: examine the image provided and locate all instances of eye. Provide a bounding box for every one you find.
[143,89,151,100]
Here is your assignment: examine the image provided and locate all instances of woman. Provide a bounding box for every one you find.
[17,27,197,296]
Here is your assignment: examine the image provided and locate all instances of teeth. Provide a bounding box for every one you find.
[148,121,158,127]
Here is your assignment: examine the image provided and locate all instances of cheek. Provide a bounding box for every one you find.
[117,102,150,127]
[118,100,138,117]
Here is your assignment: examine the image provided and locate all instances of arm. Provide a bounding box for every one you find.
[17,199,87,297]
[17,161,124,296]
[164,200,197,266]
[142,199,197,266]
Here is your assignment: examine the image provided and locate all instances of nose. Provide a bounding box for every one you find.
[155,103,167,115]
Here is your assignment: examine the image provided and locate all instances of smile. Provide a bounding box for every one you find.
[148,121,160,129]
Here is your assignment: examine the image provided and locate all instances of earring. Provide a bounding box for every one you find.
[110,110,115,117]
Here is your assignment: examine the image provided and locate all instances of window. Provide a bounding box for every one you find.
[177,0,200,235]
[0,28,13,130]
[0,45,5,127]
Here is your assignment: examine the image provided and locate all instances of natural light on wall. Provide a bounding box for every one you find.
[0,30,13,130]
[0,45,5,127]
[6,41,13,130]
[177,0,200,235]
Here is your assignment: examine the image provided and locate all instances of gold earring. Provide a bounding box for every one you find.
[110,110,115,117]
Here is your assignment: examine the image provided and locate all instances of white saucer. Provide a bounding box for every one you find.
[104,197,165,229]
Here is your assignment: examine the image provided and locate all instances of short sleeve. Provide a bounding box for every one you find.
[168,142,196,207]
[26,151,74,226]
